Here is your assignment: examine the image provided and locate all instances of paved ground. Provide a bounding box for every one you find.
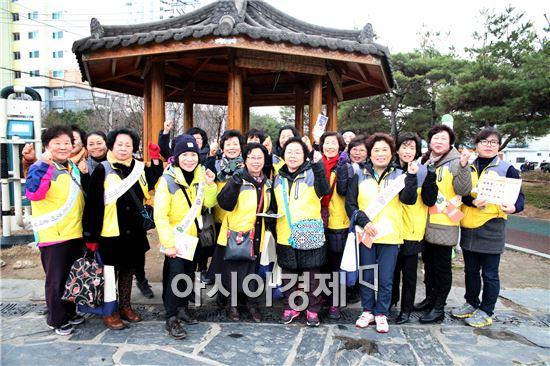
[1,278,549,365]
[507,216,550,255]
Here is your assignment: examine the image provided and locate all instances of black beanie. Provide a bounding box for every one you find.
[173,134,199,158]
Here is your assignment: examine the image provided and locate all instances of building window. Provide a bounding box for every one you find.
[516,157,525,163]
[14,71,21,79]
[29,70,40,77]
[52,70,64,78]
[53,89,64,98]
[13,32,20,41]
[29,50,39,58]
[53,51,64,58]
[28,31,38,39]
[51,11,62,20]
[537,153,542,156]
[12,12,19,21]
[28,11,38,20]
[52,31,63,39]
[13,51,21,60]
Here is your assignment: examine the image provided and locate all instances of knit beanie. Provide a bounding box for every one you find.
[173,134,199,158]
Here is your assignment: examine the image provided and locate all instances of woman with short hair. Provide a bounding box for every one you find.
[451,128,523,327]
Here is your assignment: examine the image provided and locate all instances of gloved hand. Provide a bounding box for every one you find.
[148,143,161,160]
[86,242,98,252]
[231,168,245,184]
[338,151,350,166]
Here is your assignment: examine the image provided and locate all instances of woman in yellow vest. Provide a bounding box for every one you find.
[82,128,159,330]
[211,143,272,323]
[154,135,217,339]
[318,131,348,320]
[451,128,524,327]
[391,132,438,324]
[25,125,86,336]
[272,137,330,327]
[345,133,418,333]
[415,124,472,323]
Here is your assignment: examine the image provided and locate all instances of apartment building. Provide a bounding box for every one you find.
[1,0,200,112]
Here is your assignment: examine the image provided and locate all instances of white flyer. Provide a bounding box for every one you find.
[475,176,522,205]
[312,114,329,139]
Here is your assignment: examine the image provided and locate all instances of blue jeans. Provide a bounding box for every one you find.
[358,244,399,316]
[463,249,501,316]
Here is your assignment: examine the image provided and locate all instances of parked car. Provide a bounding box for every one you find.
[540,162,550,173]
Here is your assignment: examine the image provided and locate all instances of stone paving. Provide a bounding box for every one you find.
[1,279,549,365]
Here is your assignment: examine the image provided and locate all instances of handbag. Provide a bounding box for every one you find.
[281,178,324,250]
[224,185,264,261]
[62,251,104,307]
[179,184,215,248]
[198,211,216,248]
[78,264,118,316]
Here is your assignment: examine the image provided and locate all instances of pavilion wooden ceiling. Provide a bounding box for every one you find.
[81,37,391,106]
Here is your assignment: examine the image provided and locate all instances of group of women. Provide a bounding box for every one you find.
[25,120,523,339]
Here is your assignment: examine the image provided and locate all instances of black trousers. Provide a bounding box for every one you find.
[423,242,453,307]
[282,268,322,313]
[40,239,83,328]
[162,256,194,318]
[392,254,419,312]
[134,254,146,283]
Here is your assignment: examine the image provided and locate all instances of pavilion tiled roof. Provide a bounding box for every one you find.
[73,0,393,86]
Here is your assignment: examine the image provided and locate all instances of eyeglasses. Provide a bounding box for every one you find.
[479,139,499,147]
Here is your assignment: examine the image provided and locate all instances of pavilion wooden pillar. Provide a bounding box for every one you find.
[308,75,323,141]
[242,86,250,133]
[295,85,304,135]
[143,61,165,160]
[183,83,194,132]
[326,87,338,132]
[227,52,243,131]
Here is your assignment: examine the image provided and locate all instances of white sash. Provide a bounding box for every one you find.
[364,173,406,221]
[161,181,206,260]
[104,161,144,205]
[31,173,80,232]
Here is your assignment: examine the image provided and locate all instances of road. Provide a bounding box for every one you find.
[506,215,550,255]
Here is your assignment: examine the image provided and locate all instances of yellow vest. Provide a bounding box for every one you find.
[154,165,218,249]
[357,166,404,244]
[327,171,350,230]
[402,165,428,241]
[30,161,85,243]
[274,168,322,246]
[461,157,510,229]
[217,180,272,252]
[100,161,150,237]
[429,160,460,227]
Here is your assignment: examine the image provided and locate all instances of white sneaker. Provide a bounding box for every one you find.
[355,311,375,328]
[375,315,389,333]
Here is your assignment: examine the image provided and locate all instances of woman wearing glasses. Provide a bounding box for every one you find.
[451,128,524,327]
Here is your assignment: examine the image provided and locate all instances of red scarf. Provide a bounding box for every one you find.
[321,154,339,207]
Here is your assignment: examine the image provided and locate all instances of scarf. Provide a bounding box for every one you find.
[106,150,133,167]
[321,154,339,207]
[70,147,87,165]
[217,155,244,182]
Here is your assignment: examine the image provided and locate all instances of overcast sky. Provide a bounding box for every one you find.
[199,0,548,55]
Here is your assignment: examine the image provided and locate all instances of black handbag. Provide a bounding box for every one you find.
[224,186,264,261]
[198,211,216,248]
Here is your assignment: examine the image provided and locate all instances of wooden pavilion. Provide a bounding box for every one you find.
[73,0,394,159]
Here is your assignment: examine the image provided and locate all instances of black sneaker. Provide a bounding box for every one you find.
[166,316,187,339]
[54,323,74,336]
[136,279,154,299]
[68,314,85,326]
[177,307,198,325]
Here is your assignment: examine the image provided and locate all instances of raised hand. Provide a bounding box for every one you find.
[163,120,173,134]
[408,161,419,174]
[460,148,471,167]
[41,149,53,165]
[204,169,216,185]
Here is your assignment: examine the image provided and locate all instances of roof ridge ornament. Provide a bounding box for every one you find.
[90,17,105,39]
[358,23,374,44]
[214,0,248,36]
